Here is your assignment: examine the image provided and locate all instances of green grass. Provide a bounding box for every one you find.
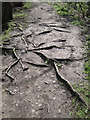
[84,60,90,80]
[1,21,18,45]
[76,105,89,118]
[54,4,69,16]
[72,83,88,98]
[45,59,49,64]
[57,63,61,69]
[71,20,86,26]
[13,12,27,19]
[23,2,32,9]
[86,35,90,41]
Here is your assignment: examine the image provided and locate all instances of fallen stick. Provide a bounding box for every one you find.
[53,62,88,107]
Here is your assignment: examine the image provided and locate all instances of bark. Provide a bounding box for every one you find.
[2,2,13,25]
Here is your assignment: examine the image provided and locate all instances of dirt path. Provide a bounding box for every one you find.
[2,3,87,118]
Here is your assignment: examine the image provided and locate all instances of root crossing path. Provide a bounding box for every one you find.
[2,3,87,118]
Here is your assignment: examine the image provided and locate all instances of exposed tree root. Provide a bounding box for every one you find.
[52,39,66,42]
[53,62,88,107]
[38,22,68,28]
[5,89,15,95]
[36,30,52,35]
[21,35,28,49]
[54,28,70,33]
[27,45,62,51]
[23,60,49,67]
[5,59,19,73]
[13,48,28,70]
[5,59,19,82]
[6,73,14,82]
[1,46,14,51]
[12,48,19,59]
[37,42,46,48]
[11,33,23,38]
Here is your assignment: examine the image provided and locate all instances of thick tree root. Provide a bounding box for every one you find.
[23,60,49,67]
[53,62,88,107]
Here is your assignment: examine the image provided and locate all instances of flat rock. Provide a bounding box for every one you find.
[38,47,71,60]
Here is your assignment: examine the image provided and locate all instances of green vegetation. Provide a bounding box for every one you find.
[1,21,17,45]
[13,3,32,19]
[54,2,89,26]
[45,59,49,64]
[76,105,89,118]
[72,82,89,104]
[13,12,27,19]
[84,60,90,80]
[54,4,69,16]
[72,82,89,118]
[57,63,61,68]
[23,2,32,9]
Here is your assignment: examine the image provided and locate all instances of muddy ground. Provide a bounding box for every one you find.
[2,2,88,118]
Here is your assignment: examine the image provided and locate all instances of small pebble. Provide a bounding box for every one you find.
[32,109,35,113]
[53,97,56,100]
[38,86,41,89]
[38,104,42,107]
[14,89,17,92]
[58,109,61,114]
[35,102,38,105]
[52,81,56,84]
[44,81,49,84]
[16,103,19,106]
[28,100,31,102]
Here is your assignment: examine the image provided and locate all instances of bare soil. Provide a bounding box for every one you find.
[2,3,87,118]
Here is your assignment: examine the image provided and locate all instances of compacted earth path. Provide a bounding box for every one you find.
[2,3,87,118]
